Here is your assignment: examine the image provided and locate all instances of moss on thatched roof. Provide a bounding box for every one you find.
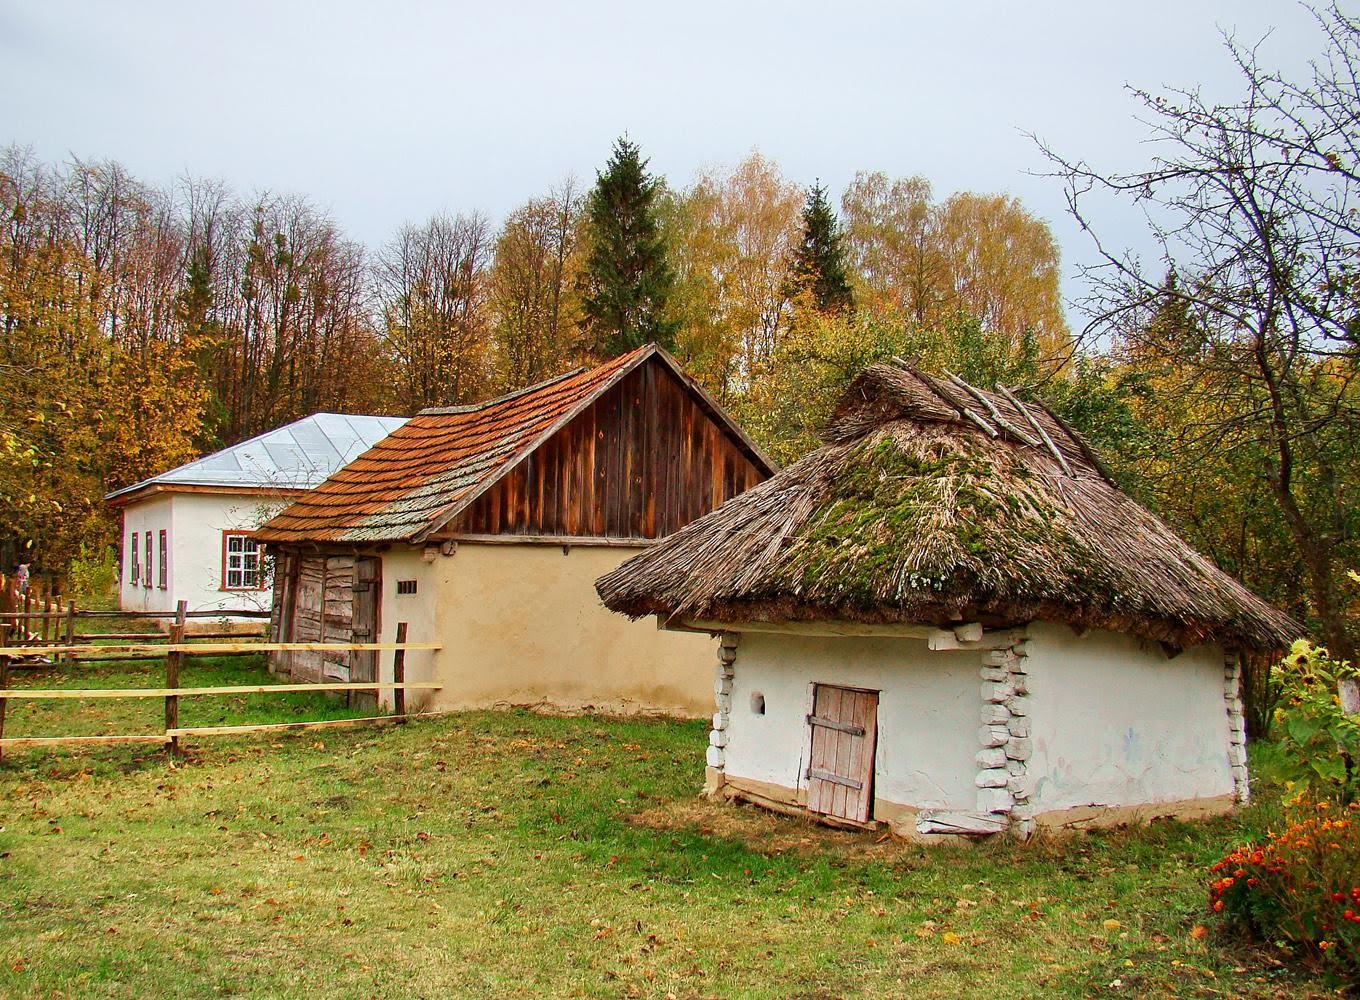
[596,363,1301,652]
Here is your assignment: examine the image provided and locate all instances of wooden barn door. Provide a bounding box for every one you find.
[288,556,327,681]
[348,556,381,711]
[806,685,879,823]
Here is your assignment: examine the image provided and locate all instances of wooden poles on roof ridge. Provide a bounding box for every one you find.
[993,383,1075,477]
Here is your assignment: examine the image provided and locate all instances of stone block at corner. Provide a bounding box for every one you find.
[975,768,1010,788]
[976,786,1015,813]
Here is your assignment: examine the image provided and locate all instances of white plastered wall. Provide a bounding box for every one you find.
[371,542,715,717]
[1023,622,1234,814]
[117,494,175,614]
[722,632,980,813]
[118,491,290,615]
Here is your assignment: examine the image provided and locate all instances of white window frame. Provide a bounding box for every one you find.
[222,532,265,591]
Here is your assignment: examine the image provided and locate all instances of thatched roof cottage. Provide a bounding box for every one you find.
[597,362,1299,838]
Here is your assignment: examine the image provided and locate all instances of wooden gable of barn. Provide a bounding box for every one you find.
[438,355,769,541]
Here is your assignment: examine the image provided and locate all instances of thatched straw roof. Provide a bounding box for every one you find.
[597,362,1301,652]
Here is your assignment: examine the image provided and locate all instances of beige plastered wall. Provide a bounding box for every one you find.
[370,542,715,717]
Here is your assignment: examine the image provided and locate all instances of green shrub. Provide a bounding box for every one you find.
[1210,637,1360,984]
[1272,640,1359,806]
[66,544,119,607]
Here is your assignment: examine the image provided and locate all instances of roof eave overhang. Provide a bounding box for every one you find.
[615,597,1293,657]
[107,482,311,508]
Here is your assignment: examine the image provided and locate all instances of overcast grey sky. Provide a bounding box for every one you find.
[0,1,1329,316]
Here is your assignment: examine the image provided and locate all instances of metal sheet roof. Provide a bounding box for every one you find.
[106,413,408,501]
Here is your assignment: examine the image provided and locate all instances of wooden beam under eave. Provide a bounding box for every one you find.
[676,619,938,640]
[665,618,997,648]
[106,483,309,508]
[436,532,659,548]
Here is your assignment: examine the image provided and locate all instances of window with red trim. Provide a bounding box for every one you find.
[158,530,168,589]
[130,532,139,584]
[222,532,264,590]
[144,532,153,588]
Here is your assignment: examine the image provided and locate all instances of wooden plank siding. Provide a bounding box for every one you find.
[449,361,765,539]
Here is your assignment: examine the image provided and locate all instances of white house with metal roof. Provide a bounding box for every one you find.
[106,413,405,616]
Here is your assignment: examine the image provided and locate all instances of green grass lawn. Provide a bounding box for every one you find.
[0,680,1337,998]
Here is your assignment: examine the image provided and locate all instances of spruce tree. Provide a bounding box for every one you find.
[581,137,678,355]
[786,182,854,314]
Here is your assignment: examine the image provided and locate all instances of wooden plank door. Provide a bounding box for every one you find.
[806,684,879,823]
[289,556,326,681]
[348,556,381,711]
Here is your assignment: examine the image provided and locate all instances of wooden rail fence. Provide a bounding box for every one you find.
[0,600,440,756]
[0,576,78,665]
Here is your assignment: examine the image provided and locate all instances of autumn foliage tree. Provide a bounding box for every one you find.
[841,172,1069,363]
[0,149,205,572]
[489,180,586,390]
[664,151,804,396]
[374,212,494,409]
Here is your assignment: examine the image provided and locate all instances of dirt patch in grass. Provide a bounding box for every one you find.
[629,795,910,860]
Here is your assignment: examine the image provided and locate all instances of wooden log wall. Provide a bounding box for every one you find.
[450,359,766,539]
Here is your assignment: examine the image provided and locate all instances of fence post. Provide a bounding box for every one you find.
[0,620,8,761]
[1341,678,1360,716]
[63,600,75,666]
[393,622,408,723]
[166,600,187,755]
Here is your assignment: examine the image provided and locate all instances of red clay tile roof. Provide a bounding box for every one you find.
[254,345,768,546]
